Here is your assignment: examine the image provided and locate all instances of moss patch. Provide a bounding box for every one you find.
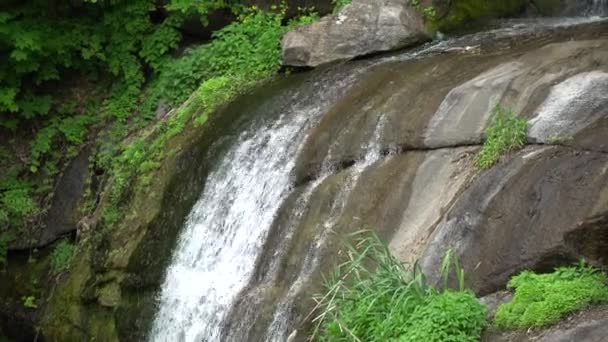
[495,265,608,329]
[532,0,565,16]
[431,0,527,32]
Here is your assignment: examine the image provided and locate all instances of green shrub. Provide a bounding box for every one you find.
[409,0,437,20]
[50,240,75,275]
[495,264,608,329]
[99,6,318,230]
[475,104,527,169]
[397,291,487,342]
[312,231,486,342]
[21,295,38,309]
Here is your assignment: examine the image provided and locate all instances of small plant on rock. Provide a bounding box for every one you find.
[475,104,527,169]
[310,230,486,342]
[22,295,37,309]
[495,262,608,329]
[50,240,75,275]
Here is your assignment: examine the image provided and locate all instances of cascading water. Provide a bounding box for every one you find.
[149,109,325,341]
[265,115,388,341]
[149,67,362,341]
[589,0,607,16]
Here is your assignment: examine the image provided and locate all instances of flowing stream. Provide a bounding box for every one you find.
[149,111,323,341]
[149,68,361,341]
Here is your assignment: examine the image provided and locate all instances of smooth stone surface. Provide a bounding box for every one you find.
[281,0,429,67]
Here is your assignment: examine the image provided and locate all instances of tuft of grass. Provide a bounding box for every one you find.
[310,230,486,342]
[50,240,75,275]
[475,104,527,169]
[495,263,608,329]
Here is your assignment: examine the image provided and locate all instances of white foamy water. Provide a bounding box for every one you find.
[590,0,607,16]
[149,106,325,341]
[265,115,388,341]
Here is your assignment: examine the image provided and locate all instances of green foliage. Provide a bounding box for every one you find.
[495,263,608,329]
[98,5,319,230]
[0,1,184,126]
[141,6,287,119]
[50,240,75,275]
[475,104,527,169]
[396,291,487,342]
[0,171,37,228]
[312,231,486,342]
[21,295,38,309]
[409,0,437,20]
[2,1,319,236]
[430,0,527,32]
[167,0,244,25]
[332,0,352,15]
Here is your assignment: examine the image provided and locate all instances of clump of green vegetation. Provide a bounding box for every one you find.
[409,0,438,20]
[98,6,319,230]
[1,1,320,243]
[495,263,608,329]
[475,104,527,169]
[21,295,38,309]
[429,0,527,32]
[50,240,75,275]
[546,134,573,145]
[311,232,486,342]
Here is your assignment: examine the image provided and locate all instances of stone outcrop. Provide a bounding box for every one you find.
[281,0,429,67]
[281,0,530,67]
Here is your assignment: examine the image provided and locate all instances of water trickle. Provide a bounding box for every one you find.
[265,114,389,341]
[149,109,324,341]
[589,0,607,16]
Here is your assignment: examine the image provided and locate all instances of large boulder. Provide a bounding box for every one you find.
[281,0,429,67]
[281,0,530,67]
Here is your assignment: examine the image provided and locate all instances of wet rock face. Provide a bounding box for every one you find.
[281,0,430,67]
[531,0,608,17]
[223,22,608,340]
[421,147,608,294]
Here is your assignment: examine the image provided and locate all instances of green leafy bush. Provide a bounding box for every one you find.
[21,295,37,309]
[50,240,75,275]
[397,291,486,342]
[312,231,486,342]
[475,104,527,169]
[495,264,608,328]
[99,6,318,230]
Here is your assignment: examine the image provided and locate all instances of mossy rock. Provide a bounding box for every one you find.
[430,0,528,32]
[532,0,564,15]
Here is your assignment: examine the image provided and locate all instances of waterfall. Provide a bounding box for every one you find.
[589,0,607,16]
[148,65,363,341]
[265,114,388,341]
[149,109,324,341]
